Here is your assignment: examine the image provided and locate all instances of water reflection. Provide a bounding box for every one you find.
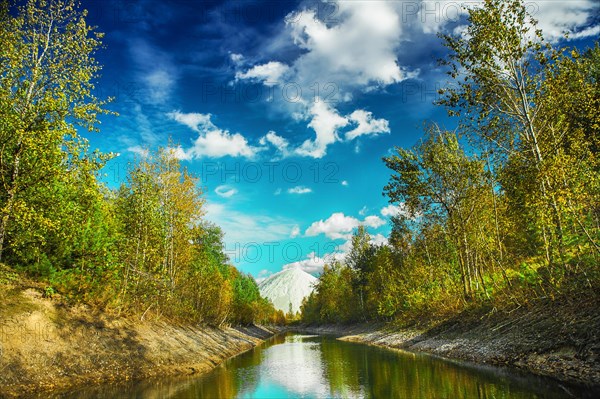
[53,333,594,399]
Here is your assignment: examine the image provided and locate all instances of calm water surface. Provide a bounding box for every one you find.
[54,333,595,398]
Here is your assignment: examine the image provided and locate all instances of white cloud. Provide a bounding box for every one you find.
[306,102,349,153]
[370,233,389,247]
[290,225,301,238]
[167,111,263,159]
[416,0,599,43]
[214,185,238,198]
[230,53,244,64]
[259,105,391,159]
[358,206,368,216]
[283,229,390,275]
[274,188,282,195]
[286,2,409,93]
[364,215,386,229]
[288,186,312,194]
[233,0,407,158]
[305,212,358,240]
[236,61,290,86]
[305,212,385,240]
[341,180,348,186]
[564,24,600,40]
[167,111,212,132]
[381,204,407,218]
[189,130,259,158]
[345,110,391,140]
[168,146,190,161]
[260,131,291,158]
[531,0,599,42]
[282,1,407,157]
[295,101,348,158]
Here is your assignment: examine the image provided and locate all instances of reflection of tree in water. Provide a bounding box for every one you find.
[319,337,365,398]
[56,334,577,398]
[318,338,568,399]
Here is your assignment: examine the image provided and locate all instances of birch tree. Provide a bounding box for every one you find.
[0,0,112,260]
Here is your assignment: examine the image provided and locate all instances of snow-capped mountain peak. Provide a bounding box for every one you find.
[258,267,317,314]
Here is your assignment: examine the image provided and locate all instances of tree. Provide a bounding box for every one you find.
[346,225,373,319]
[115,147,204,316]
[439,0,600,281]
[0,0,113,260]
[384,127,488,300]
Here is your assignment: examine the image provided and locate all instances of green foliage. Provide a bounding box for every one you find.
[302,0,599,325]
[0,1,280,326]
[0,0,115,264]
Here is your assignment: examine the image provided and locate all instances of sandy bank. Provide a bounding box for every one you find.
[0,288,282,398]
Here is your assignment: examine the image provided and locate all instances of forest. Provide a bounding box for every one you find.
[301,0,600,324]
[0,0,284,326]
[1,0,598,329]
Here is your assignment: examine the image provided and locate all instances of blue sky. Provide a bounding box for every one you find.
[81,0,599,280]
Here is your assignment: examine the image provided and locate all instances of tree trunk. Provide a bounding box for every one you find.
[0,142,23,261]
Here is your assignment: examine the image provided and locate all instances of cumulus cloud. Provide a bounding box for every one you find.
[282,231,388,274]
[341,180,348,186]
[167,111,212,132]
[364,215,386,229]
[288,186,312,194]
[259,105,391,159]
[284,224,390,275]
[235,61,290,86]
[345,110,391,140]
[167,111,263,159]
[189,130,259,158]
[305,212,385,240]
[295,101,349,158]
[260,131,291,158]
[237,0,409,96]
[234,0,406,158]
[305,212,359,240]
[525,0,599,42]
[284,2,408,92]
[381,204,408,218]
[214,185,238,198]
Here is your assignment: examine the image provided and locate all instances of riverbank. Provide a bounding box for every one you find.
[0,286,283,398]
[298,295,600,389]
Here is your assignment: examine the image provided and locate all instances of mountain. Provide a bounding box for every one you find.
[258,267,318,314]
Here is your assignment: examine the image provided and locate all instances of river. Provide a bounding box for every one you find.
[53,333,592,398]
